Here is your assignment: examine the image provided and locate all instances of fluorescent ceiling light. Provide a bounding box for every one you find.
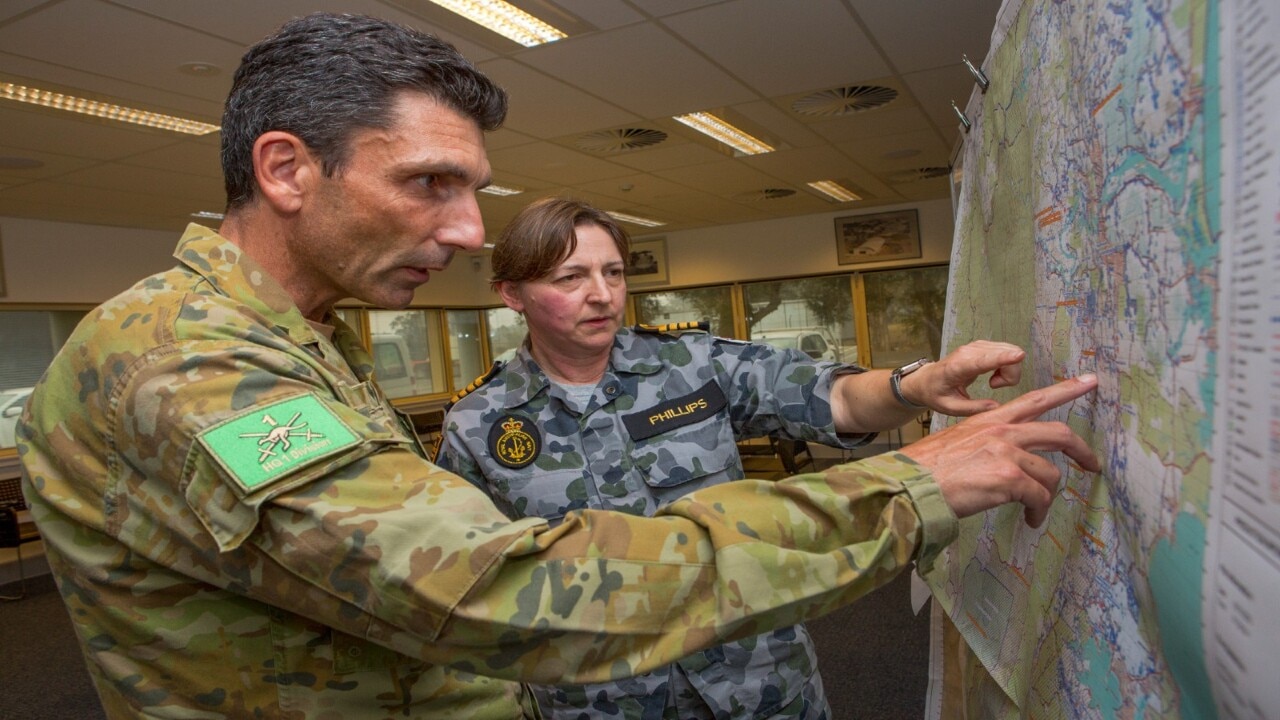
[1,81,219,135]
[190,211,225,220]
[672,112,774,155]
[606,211,665,228]
[425,0,567,47]
[478,183,524,196]
[807,180,861,202]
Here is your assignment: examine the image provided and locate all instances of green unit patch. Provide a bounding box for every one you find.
[198,394,360,493]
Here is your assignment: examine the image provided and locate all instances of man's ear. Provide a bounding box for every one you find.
[252,131,320,213]
[495,281,525,313]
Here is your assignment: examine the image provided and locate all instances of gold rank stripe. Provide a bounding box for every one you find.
[446,361,503,408]
[635,321,709,333]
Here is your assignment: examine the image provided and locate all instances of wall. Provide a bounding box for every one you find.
[0,216,494,307]
[2,198,953,307]
[654,199,954,288]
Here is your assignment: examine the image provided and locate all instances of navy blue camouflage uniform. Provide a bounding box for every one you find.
[437,325,874,719]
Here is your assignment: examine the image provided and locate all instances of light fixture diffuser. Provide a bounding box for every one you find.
[807,180,861,202]
[190,211,225,220]
[478,183,524,196]
[606,211,665,228]
[1,81,219,135]
[672,112,774,155]
[425,0,567,47]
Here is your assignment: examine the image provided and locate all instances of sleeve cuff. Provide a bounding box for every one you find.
[897,458,958,574]
[851,452,958,574]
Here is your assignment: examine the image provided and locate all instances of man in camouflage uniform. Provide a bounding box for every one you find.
[18,13,1101,720]
[436,198,1075,719]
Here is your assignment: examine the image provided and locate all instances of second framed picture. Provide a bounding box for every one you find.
[625,237,670,288]
[834,209,922,265]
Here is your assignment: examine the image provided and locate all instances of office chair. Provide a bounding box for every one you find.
[0,476,41,601]
[776,439,816,474]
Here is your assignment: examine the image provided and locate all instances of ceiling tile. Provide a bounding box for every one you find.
[598,141,725,173]
[805,105,936,145]
[626,0,724,18]
[478,58,638,138]
[519,23,756,117]
[0,1,49,24]
[850,0,1002,74]
[486,141,634,186]
[120,136,222,177]
[0,0,245,99]
[902,65,981,142]
[654,159,795,198]
[741,146,869,185]
[0,143,100,180]
[662,0,890,98]
[0,104,187,159]
[58,163,224,203]
[544,0,645,30]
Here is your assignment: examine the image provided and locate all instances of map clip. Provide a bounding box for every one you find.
[963,54,990,92]
[951,101,972,133]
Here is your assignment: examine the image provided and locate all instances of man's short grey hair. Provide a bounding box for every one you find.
[221,12,507,210]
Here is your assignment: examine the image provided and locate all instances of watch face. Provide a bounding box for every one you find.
[896,358,930,376]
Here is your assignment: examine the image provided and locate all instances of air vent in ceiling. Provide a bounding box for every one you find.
[889,166,951,183]
[791,85,898,116]
[733,188,797,202]
[575,127,668,154]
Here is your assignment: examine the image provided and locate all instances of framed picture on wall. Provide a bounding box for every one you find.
[834,209,922,265]
[625,237,670,288]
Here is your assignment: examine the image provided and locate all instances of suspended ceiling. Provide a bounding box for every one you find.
[0,0,1000,240]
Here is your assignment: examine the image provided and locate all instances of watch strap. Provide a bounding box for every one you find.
[890,358,930,409]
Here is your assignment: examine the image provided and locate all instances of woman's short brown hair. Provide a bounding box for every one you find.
[490,197,631,288]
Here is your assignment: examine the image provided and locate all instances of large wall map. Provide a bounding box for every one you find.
[925,0,1221,717]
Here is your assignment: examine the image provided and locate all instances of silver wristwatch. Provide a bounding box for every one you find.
[890,357,931,409]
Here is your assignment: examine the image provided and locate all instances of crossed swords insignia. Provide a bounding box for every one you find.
[238,411,325,463]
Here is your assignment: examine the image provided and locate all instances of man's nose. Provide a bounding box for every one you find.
[437,193,485,251]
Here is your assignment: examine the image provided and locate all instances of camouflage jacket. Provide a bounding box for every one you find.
[19,225,958,720]
[436,329,873,719]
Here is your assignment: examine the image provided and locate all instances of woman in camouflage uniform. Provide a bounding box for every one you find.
[437,197,1038,719]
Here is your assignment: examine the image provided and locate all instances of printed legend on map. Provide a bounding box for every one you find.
[1206,0,1280,717]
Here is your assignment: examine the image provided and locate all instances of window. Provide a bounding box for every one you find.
[485,307,525,364]
[331,307,365,338]
[322,262,949,404]
[366,309,443,399]
[0,310,89,450]
[744,276,858,363]
[447,309,484,388]
[862,265,949,368]
[632,286,735,337]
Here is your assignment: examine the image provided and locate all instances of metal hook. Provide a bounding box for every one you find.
[951,101,971,133]
[962,54,990,92]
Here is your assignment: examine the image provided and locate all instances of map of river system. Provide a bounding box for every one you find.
[924,0,1220,717]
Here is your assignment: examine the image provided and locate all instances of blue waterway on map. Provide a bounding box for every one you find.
[1150,511,1215,718]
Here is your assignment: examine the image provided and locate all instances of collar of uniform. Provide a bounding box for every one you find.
[173,224,318,347]
[500,344,553,410]
[329,313,375,381]
[499,339,640,410]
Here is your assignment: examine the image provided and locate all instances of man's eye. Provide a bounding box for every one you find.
[415,174,438,189]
